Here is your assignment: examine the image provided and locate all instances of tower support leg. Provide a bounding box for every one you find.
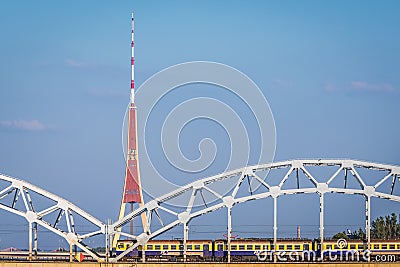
[69,242,73,262]
[142,243,146,262]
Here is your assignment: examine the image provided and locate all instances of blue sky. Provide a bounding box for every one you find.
[0,0,400,249]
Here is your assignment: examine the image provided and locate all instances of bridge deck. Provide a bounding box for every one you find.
[0,262,398,267]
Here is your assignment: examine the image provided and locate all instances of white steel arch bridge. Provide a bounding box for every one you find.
[1,159,399,262]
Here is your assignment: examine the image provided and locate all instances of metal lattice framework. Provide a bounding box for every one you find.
[110,159,400,262]
[1,159,400,262]
[0,173,106,261]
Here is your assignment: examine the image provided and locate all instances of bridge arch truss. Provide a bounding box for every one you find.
[111,159,400,262]
[1,159,399,262]
[0,173,106,261]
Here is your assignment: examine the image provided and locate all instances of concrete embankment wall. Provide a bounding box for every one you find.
[1,263,400,267]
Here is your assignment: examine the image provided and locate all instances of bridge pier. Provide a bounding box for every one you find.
[227,207,232,263]
[183,222,188,262]
[273,196,277,263]
[365,195,371,262]
[28,222,38,261]
[33,222,38,259]
[28,223,32,261]
[319,193,324,262]
[105,219,110,263]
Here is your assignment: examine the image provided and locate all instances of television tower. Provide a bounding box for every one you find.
[113,12,147,247]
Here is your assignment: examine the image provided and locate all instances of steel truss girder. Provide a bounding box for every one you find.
[110,159,400,262]
[0,173,105,262]
[1,159,399,262]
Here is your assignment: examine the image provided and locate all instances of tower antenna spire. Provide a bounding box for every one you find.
[113,11,148,248]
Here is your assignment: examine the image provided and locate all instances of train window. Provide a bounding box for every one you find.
[350,245,356,249]
[147,245,153,250]
[163,245,168,250]
[171,245,176,250]
[287,245,293,250]
[304,244,309,250]
[217,244,223,251]
[231,245,237,250]
[294,245,300,250]
[155,245,161,250]
[117,244,124,249]
[278,245,284,250]
[255,245,261,250]
[187,245,193,250]
[270,245,274,250]
[247,245,253,250]
[389,244,395,249]
[373,244,378,249]
[382,244,387,249]
[239,245,245,250]
[195,245,201,250]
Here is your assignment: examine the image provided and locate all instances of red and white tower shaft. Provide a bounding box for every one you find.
[122,11,142,204]
[114,12,147,247]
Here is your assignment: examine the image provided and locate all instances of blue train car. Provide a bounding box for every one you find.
[113,240,140,257]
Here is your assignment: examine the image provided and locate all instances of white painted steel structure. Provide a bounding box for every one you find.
[1,159,400,262]
[109,159,400,262]
[0,173,106,262]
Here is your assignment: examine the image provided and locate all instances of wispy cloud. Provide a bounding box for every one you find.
[350,81,395,92]
[0,120,47,131]
[65,59,86,68]
[325,81,396,94]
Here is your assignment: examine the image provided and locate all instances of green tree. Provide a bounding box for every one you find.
[371,213,400,239]
[390,213,398,239]
[356,228,365,239]
[332,232,348,240]
[332,213,400,240]
[372,216,384,239]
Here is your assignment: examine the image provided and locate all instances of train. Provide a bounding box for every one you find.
[113,238,400,262]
